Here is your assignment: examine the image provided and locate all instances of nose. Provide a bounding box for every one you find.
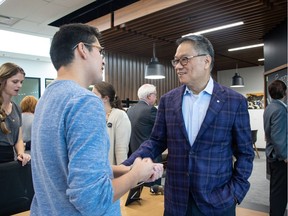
[174,62,183,70]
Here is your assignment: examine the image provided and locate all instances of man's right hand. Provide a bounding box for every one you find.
[130,157,155,184]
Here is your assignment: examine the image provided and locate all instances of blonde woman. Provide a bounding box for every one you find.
[0,62,31,165]
[20,95,38,150]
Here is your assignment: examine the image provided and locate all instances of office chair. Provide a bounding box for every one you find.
[0,160,34,215]
[251,130,260,158]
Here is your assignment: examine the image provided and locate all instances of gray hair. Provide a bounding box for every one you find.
[137,84,156,100]
[176,34,214,71]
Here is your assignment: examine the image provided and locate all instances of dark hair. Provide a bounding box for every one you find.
[94,82,123,110]
[0,62,26,134]
[176,34,215,71]
[50,23,101,70]
[268,80,287,99]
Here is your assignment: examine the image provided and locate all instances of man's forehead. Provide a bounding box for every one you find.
[175,43,196,57]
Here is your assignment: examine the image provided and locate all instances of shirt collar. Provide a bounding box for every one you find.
[140,99,149,105]
[277,99,287,108]
[184,77,214,96]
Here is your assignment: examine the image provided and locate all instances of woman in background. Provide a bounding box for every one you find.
[20,95,38,151]
[0,62,30,165]
[93,81,131,165]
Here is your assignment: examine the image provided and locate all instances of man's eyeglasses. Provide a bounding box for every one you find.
[171,54,207,67]
[72,42,105,57]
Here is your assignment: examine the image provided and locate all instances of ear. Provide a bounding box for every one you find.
[204,55,212,70]
[75,42,88,59]
[103,95,110,103]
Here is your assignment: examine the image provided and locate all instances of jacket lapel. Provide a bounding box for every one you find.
[196,81,226,139]
[173,86,190,147]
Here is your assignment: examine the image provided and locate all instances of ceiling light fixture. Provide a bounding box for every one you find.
[228,43,264,51]
[231,64,244,88]
[258,58,265,61]
[145,43,165,79]
[182,21,244,37]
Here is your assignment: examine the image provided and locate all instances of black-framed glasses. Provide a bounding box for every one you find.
[72,42,105,57]
[171,54,207,67]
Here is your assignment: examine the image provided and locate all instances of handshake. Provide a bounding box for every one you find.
[130,157,164,184]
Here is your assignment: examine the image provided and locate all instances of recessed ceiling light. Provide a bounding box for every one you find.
[182,21,244,37]
[228,43,264,51]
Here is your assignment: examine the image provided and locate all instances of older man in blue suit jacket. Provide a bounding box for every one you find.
[123,35,254,216]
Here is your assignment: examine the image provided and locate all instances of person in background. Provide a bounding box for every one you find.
[30,23,163,216]
[20,95,38,151]
[127,84,157,155]
[123,34,254,216]
[263,80,287,216]
[127,84,162,186]
[93,81,131,165]
[0,62,31,165]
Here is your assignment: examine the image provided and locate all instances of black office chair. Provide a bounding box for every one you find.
[0,160,34,215]
[251,130,260,158]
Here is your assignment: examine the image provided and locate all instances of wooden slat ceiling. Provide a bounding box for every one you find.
[98,0,287,72]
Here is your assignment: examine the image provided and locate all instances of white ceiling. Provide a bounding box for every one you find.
[0,0,94,37]
[0,0,95,61]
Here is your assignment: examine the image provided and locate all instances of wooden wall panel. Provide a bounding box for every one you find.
[104,52,180,104]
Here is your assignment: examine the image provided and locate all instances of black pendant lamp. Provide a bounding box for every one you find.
[145,43,165,79]
[231,64,244,87]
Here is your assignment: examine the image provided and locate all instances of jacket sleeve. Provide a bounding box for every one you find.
[269,107,288,160]
[122,97,167,166]
[231,97,254,203]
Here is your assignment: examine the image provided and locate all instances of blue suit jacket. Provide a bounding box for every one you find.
[123,81,254,216]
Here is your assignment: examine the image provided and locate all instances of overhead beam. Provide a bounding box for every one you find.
[86,14,111,32]
[114,0,188,26]
[87,0,188,32]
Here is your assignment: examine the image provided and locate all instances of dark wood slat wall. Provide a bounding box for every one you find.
[104,52,180,102]
[99,0,286,71]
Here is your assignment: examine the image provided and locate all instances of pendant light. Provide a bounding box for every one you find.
[144,43,165,79]
[231,64,244,87]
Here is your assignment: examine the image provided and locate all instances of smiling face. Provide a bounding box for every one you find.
[2,72,25,97]
[173,41,211,91]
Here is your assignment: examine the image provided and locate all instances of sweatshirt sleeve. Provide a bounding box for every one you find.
[65,95,119,215]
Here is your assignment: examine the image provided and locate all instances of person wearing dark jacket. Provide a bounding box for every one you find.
[127,84,157,154]
[264,80,287,216]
